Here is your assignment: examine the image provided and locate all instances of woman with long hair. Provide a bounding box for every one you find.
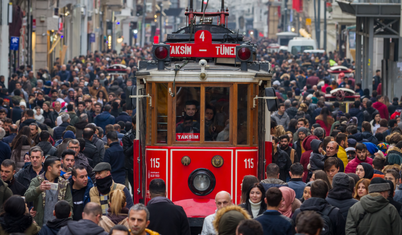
[96,90,108,105]
[239,183,266,218]
[315,107,334,136]
[311,170,332,189]
[240,175,259,204]
[354,178,370,200]
[98,189,129,233]
[11,135,33,171]
[10,126,32,149]
[370,112,381,134]
[0,196,40,234]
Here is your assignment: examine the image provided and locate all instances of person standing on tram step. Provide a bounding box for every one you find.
[146,179,191,235]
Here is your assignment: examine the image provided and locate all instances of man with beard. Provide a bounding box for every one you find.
[60,150,76,179]
[279,135,298,163]
[69,167,93,221]
[37,131,57,157]
[335,133,348,168]
[67,139,95,182]
[293,127,308,160]
[127,204,159,235]
[38,200,72,235]
[345,143,373,173]
[272,137,291,182]
[89,162,133,215]
[0,159,27,195]
[323,141,345,172]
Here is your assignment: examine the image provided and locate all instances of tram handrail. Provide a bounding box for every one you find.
[129,94,152,107]
[253,95,278,108]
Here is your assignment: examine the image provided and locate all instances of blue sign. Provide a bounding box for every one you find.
[90,33,95,43]
[10,37,19,50]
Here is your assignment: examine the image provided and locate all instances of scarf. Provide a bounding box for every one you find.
[278,187,295,218]
[96,175,113,195]
[0,214,33,233]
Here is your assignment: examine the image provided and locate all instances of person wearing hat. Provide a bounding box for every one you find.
[326,172,358,218]
[213,205,251,235]
[345,143,373,174]
[89,162,133,215]
[346,177,402,235]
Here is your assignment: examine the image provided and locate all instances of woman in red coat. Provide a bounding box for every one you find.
[300,135,319,182]
[315,107,334,136]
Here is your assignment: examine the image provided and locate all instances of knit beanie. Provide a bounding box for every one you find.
[63,130,76,139]
[363,142,378,155]
[387,152,402,165]
[369,177,391,193]
[332,172,350,189]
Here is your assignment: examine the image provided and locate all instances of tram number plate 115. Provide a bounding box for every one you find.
[176,133,200,141]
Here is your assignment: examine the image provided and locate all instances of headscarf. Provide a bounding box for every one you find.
[359,163,374,179]
[56,116,63,127]
[278,187,296,218]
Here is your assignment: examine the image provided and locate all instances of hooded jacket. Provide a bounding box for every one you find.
[271,111,290,129]
[286,107,298,120]
[300,135,319,181]
[213,205,251,235]
[349,132,379,145]
[37,141,57,157]
[345,156,373,174]
[346,193,402,235]
[94,111,115,132]
[326,187,358,219]
[372,101,389,120]
[58,219,108,235]
[292,197,345,235]
[74,120,88,139]
[309,139,324,171]
[115,112,132,123]
[38,218,72,235]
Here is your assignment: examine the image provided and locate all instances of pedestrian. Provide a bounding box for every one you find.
[89,162,133,215]
[201,191,232,235]
[104,131,125,184]
[300,135,319,181]
[15,146,45,189]
[326,172,358,218]
[67,139,95,182]
[272,137,291,182]
[287,163,306,199]
[58,202,108,235]
[278,187,299,218]
[346,178,402,235]
[36,131,57,157]
[54,114,71,140]
[122,116,136,195]
[146,179,190,235]
[236,220,263,235]
[94,104,115,132]
[98,189,129,232]
[126,204,160,235]
[82,128,102,167]
[254,187,293,235]
[213,205,250,235]
[260,163,287,190]
[0,159,27,195]
[24,156,73,227]
[239,183,266,218]
[0,196,40,234]
[10,135,32,171]
[294,211,323,235]
[356,163,374,179]
[109,225,130,235]
[38,200,72,235]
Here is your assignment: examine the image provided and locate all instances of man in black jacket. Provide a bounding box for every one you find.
[37,131,57,157]
[272,137,291,182]
[292,179,346,235]
[19,109,36,129]
[0,159,27,195]
[147,179,191,235]
[15,146,45,189]
[122,116,136,195]
[82,128,101,167]
[54,114,71,140]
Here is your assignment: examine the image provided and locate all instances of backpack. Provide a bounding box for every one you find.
[317,206,335,235]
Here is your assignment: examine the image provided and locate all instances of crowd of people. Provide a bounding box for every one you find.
[0,40,401,235]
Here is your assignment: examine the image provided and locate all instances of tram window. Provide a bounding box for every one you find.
[205,87,230,142]
[175,87,201,141]
[237,85,248,145]
[157,84,168,144]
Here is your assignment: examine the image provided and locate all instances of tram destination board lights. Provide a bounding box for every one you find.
[152,44,170,70]
[236,44,253,71]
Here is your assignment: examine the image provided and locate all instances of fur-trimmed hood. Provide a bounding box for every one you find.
[213,205,251,235]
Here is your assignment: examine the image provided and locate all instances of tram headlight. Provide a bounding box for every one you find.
[188,169,216,196]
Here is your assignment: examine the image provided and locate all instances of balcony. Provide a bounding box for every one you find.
[101,0,124,10]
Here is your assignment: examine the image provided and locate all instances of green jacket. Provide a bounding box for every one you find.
[0,180,12,213]
[346,193,402,235]
[24,172,73,227]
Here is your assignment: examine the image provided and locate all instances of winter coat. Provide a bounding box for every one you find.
[395,184,402,204]
[239,201,265,219]
[348,132,379,145]
[91,136,105,165]
[5,177,27,196]
[98,208,129,233]
[315,114,334,136]
[147,197,191,235]
[9,106,23,124]
[0,222,40,235]
[75,153,95,182]
[14,164,45,190]
[0,142,11,165]
[300,135,319,181]
[67,112,79,126]
[0,180,12,213]
[37,141,57,157]
[104,142,126,184]
[286,107,298,120]
[24,172,73,227]
[388,102,400,116]
[326,187,358,219]
[89,86,108,98]
[56,139,72,158]
[82,139,100,168]
[255,210,293,235]
[260,178,287,191]
[346,193,402,235]
[338,146,348,169]
[53,122,71,140]
[11,145,31,172]
[122,129,135,173]
[38,218,72,235]
[309,139,324,171]
[20,118,36,129]
[115,112,132,123]
[213,205,250,235]
[273,148,291,182]
[271,111,290,129]
[94,111,115,132]
[43,110,58,128]
[89,181,134,209]
[58,219,108,235]
[287,179,306,199]
[292,197,345,235]
[372,101,389,120]
[345,157,373,174]
[349,108,364,129]
[74,120,88,139]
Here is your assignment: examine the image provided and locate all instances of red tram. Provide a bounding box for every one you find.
[127,0,277,231]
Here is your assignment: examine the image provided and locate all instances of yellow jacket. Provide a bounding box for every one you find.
[145,229,160,235]
[338,146,348,168]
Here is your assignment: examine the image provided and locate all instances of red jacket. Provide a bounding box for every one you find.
[300,135,319,182]
[345,157,373,173]
[372,101,389,120]
[376,83,382,96]
[315,115,334,136]
[391,111,401,120]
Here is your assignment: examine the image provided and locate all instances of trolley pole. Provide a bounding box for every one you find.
[324,0,327,51]
[141,0,146,47]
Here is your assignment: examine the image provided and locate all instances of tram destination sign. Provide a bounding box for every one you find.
[167,30,240,58]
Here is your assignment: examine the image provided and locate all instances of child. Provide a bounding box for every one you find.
[309,139,325,171]
[34,106,44,123]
